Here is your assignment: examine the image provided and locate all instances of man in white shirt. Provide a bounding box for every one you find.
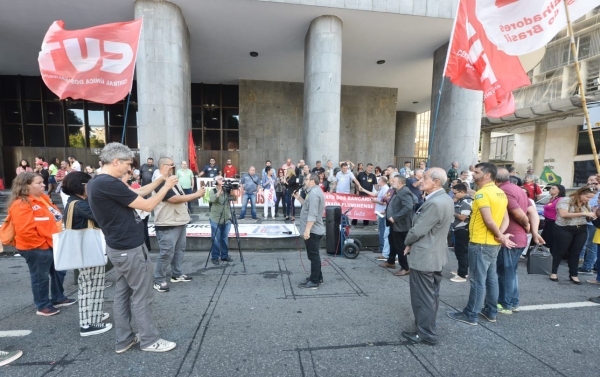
[331,162,361,194]
[69,156,81,172]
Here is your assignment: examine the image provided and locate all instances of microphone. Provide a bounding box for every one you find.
[281,231,293,235]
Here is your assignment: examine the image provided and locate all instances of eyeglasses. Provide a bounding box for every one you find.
[163,163,175,167]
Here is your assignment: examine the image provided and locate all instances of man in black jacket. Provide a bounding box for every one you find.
[380,176,415,276]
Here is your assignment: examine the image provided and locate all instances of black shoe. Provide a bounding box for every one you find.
[446,311,478,325]
[589,296,600,304]
[211,259,220,265]
[252,217,258,220]
[578,267,593,274]
[401,331,436,345]
[305,277,324,285]
[238,217,245,220]
[221,256,233,262]
[80,323,113,337]
[298,281,319,289]
[570,276,583,285]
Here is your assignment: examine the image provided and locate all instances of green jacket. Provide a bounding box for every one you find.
[209,188,231,224]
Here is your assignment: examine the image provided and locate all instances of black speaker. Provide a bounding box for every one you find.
[326,206,341,255]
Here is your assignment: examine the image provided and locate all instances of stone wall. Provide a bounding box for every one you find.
[239,80,397,171]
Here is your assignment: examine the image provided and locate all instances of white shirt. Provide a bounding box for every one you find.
[425,188,445,201]
[72,161,81,171]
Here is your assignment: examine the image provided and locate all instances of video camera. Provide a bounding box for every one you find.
[222,179,240,194]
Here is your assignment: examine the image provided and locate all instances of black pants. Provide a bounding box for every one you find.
[387,230,408,270]
[552,225,587,276]
[410,270,442,344]
[454,229,469,278]
[305,234,323,283]
[540,219,555,251]
[275,191,285,216]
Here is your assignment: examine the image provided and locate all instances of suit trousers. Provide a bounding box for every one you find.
[409,269,442,344]
[387,230,409,270]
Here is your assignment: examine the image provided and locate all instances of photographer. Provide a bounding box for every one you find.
[209,176,233,265]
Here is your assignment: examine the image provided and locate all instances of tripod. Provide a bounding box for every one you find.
[204,189,246,272]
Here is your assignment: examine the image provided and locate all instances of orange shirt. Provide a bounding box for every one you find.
[8,194,61,250]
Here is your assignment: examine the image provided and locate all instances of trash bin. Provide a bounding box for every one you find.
[326,206,341,255]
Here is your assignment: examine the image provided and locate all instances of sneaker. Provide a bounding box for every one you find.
[221,256,233,262]
[451,270,457,275]
[211,258,220,265]
[497,304,513,315]
[102,312,110,321]
[512,306,520,313]
[171,275,193,282]
[153,283,170,292]
[80,323,113,337]
[298,281,320,289]
[376,255,387,261]
[36,306,60,316]
[116,334,139,354]
[52,298,76,307]
[450,275,467,282]
[578,267,593,274]
[305,277,324,285]
[479,312,497,323]
[141,338,177,353]
[105,281,113,288]
[446,311,477,325]
[0,350,23,367]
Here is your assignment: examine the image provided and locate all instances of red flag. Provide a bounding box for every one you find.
[445,0,530,117]
[38,19,142,104]
[188,130,198,173]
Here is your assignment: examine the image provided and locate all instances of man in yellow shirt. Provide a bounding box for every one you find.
[448,163,515,325]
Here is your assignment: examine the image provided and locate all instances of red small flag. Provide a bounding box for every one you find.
[188,130,198,173]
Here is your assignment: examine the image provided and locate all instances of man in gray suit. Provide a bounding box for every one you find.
[401,168,454,345]
[379,176,414,276]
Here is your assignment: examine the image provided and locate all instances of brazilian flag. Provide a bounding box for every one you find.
[541,166,561,185]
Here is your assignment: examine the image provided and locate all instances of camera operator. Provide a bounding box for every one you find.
[294,173,326,289]
[209,176,233,265]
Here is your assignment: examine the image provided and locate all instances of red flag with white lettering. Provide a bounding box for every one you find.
[445,0,530,117]
[38,19,142,104]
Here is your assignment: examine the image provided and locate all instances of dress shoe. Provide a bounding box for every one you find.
[587,279,600,285]
[379,262,396,268]
[589,296,600,304]
[393,269,410,276]
[569,276,582,285]
[401,331,436,345]
[221,256,233,262]
[549,275,558,282]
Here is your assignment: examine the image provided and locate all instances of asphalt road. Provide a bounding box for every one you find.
[1,249,599,377]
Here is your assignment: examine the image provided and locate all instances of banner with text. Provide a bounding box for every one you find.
[148,223,299,238]
[324,193,376,221]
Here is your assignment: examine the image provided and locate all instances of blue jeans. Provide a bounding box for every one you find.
[182,188,193,210]
[210,219,231,260]
[463,243,501,321]
[377,217,386,254]
[382,226,390,258]
[582,224,598,270]
[497,246,526,310]
[20,248,67,310]
[240,192,257,219]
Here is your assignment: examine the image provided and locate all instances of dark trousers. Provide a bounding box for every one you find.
[183,188,193,210]
[540,219,555,251]
[409,270,442,344]
[20,248,67,310]
[275,191,286,216]
[552,225,587,276]
[387,230,408,270]
[454,229,469,278]
[305,234,323,283]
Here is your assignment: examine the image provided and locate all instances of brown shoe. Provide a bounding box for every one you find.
[394,269,410,276]
[379,262,396,268]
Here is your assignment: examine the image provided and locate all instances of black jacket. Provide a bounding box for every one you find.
[64,196,99,230]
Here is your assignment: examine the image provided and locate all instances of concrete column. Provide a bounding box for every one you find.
[303,15,342,165]
[480,130,491,162]
[532,122,547,175]
[429,42,483,173]
[135,0,191,164]
[394,111,416,158]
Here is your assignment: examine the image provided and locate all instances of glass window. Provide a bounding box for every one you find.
[222,108,239,129]
[191,84,202,106]
[45,101,63,124]
[3,100,21,123]
[46,126,65,147]
[222,85,239,107]
[42,82,59,100]
[107,104,124,126]
[203,106,220,129]
[2,124,22,146]
[87,103,106,148]
[66,101,85,125]
[108,127,123,143]
[24,125,44,147]
[224,131,239,151]
[191,129,202,148]
[22,76,41,100]
[1,76,19,99]
[125,104,137,126]
[204,129,220,150]
[577,128,600,155]
[126,127,138,149]
[24,101,43,124]
[202,84,220,107]
[68,125,86,148]
[192,107,202,128]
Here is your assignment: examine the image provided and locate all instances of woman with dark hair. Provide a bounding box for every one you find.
[374,166,383,178]
[61,172,112,336]
[318,171,329,192]
[551,186,597,284]
[541,184,566,252]
[47,157,59,197]
[8,172,74,316]
[262,166,276,219]
[85,165,96,178]
[284,168,299,221]
[16,159,32,175]
[274,168,287,218]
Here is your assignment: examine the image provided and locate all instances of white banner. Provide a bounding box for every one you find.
[196,178,301,208]
[476,0,599,56]
[148,223,299,238]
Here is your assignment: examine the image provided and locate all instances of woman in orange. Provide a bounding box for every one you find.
[8,172,75,316]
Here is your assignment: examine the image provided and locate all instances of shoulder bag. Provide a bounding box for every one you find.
[527,244,552,275]
[53,200,107,270]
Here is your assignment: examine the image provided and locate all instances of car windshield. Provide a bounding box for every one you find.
[536,196,550,206]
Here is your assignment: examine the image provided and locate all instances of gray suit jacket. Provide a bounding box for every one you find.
[386,186,414,232]
[405,189,454,272]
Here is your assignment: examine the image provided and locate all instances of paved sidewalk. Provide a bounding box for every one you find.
[1,250,599,376]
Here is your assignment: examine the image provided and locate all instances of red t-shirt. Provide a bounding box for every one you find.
[499,182,531,248]
[223,164,237,178]
[523,182,541,200]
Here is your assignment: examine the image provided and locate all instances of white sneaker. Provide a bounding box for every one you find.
[116,334,139,354]
[0,350,23,367]
[450,275,467,282]
[102,312,110,321]
[141,338,177,353]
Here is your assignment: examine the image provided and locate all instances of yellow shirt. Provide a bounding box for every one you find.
[469,182,507,245]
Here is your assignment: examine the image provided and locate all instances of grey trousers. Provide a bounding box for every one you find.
[154,225,186,284]
[409,269,443,344]
[106,244,160,350]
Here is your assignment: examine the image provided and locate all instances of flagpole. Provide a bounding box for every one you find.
[563,1,600,173]
[121,92,132,144]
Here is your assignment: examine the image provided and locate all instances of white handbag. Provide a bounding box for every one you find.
[53,200,107,270]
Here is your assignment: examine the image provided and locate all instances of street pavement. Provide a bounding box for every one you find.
[1,248,599,376]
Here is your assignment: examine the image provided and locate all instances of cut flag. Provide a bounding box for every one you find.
[188,130,198,173]
[38,19,142,104]
[541,166,562,185]
[445,0,531,117]
[477,0,600,56]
